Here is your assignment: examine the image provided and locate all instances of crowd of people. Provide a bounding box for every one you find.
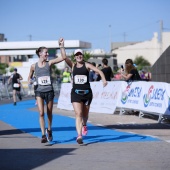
[61,58,151,83]
[61,58,114,83]
[7,37,152,144]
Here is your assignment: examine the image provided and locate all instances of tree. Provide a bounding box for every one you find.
[134,56,151,71]
[9,67,15,73]
[0,63,8,74]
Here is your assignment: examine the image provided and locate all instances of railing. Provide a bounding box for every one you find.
[0,81,62,100]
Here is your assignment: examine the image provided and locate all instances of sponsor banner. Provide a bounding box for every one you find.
[57,81,121,114]
[117,81,170,115]
[142,82,169,114]
[57,81,170,115]
[89,81,121,114]
[57,83,73,110]
[117,81,145,110]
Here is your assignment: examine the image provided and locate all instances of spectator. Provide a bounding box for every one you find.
[121,59,141,81]
[56,75,62,84]
[140,70,146,80]
[62,67,71,83]
[139,70,152,81]
[94,64,102,81]
[97,58,113,81]
[145,72,152,81]
[89,62,96,82]
[113,68,122,80]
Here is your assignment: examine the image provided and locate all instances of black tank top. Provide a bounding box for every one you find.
[72,62,90,90]
[12,73,20,84]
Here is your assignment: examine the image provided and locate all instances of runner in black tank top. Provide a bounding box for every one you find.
[28,43,66,143]
[72,62,90,89]
[59,38,108,144]
[8,68,23,105]
[71,62,93,107]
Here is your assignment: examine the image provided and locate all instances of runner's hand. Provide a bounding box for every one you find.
[103,81,107,87]
[59,38,64,47]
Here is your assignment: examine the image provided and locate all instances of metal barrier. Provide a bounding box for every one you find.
[0,82,11,100]
[0,81,62,100]
[53,82,61,94]
[0,82,27,100]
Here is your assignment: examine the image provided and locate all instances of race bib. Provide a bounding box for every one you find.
[74,75,87,84]
[63,77,70,82]
[13,83,20,88]
[38,76,51,85]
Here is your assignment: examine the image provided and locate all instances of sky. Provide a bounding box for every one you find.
[0,0,170,52]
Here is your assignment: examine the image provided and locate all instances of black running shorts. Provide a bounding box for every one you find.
[13,87,21,91]
[35,90,54,104]
[71,88,93,105]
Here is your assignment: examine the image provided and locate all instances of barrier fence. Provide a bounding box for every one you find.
[57,81,170,123]
[0,81,61,100]
[0,82,27,100]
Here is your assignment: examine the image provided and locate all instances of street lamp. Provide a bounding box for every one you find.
[109,25,112,52]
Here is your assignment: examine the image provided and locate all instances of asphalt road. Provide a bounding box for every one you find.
[0,96,170,170]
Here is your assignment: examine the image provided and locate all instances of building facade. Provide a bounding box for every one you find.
[111,32,170,67]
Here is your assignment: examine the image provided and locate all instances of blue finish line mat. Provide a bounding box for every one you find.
[0,100,160,144]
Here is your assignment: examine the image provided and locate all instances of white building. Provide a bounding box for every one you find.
[111,32,170,66]
[0,40,91,83]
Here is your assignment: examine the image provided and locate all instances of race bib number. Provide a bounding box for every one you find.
[13,83,20,88]
[74,75,87,84]
[38,76,51,85]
